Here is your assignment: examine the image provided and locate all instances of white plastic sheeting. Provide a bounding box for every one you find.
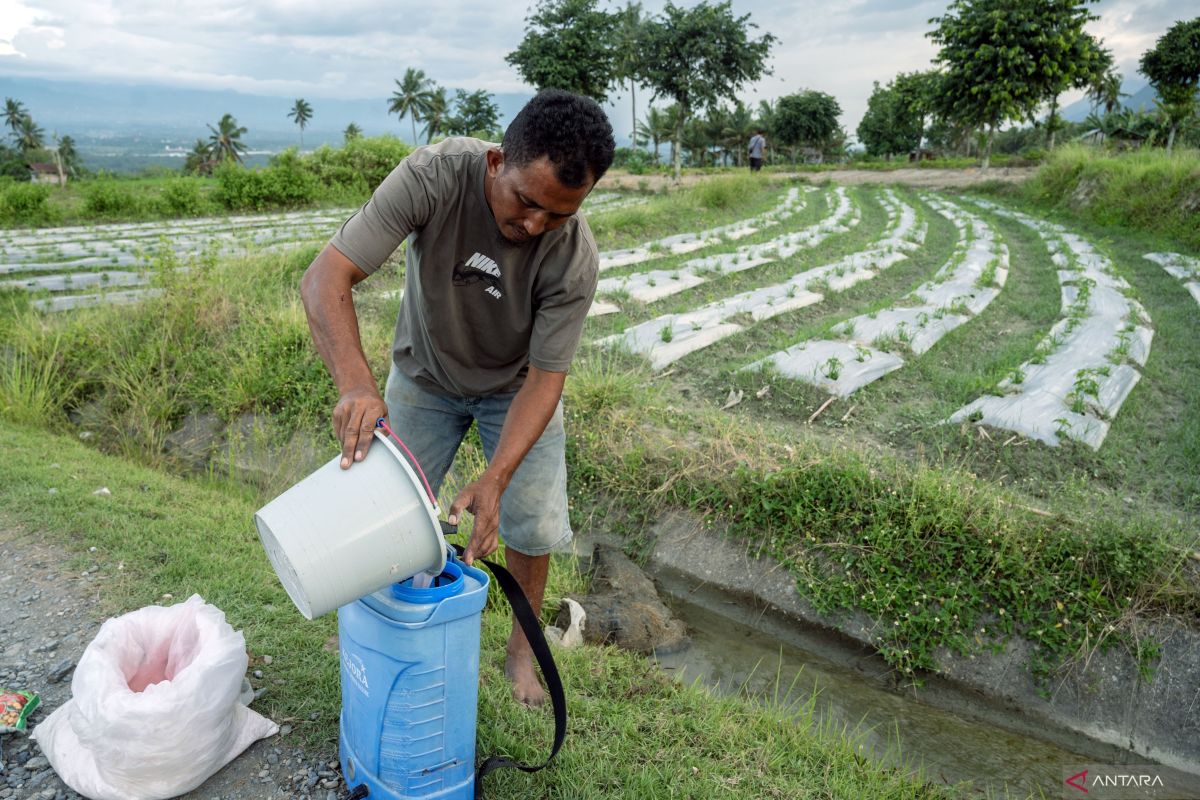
[596,187,861,305]
[0,208,353,276]
[600,189,926,369]
[585,193,649,214]
[753,196,1008,396]
[597,186,814,272]
[1143,252,1200,307]
[946,200,1154,450]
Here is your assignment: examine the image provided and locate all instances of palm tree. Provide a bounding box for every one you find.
[207,113,248,164]
[4,98,27,136]
[1088,69,1127,116]
[185,139,215,175]
[57,135,80,175]
[635,106,673,163]
[288,98,313,148]
[422,87,449,143]
[615,2,644,146]
[15,115,44,154]
[343,123,363,143]
[388,68,433,144]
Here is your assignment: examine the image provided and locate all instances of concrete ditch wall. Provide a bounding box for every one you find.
[638,510,1200,778]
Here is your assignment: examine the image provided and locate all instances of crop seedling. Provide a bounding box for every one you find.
[822,356,842,381]
[659,325,673,344]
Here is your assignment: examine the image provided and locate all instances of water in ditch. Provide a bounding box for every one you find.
[651,593,1198,799]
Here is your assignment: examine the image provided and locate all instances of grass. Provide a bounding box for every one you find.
[0,419,955,800]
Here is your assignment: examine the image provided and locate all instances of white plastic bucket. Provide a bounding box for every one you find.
[254,430,447,620]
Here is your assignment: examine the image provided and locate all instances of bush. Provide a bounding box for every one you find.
[0,183,53,223]
[301,136,411,195]
[83,180,142,216]
[692,174,758,210]
[611,147,656,175]
[214,152,320,212]
[159,178,211,217]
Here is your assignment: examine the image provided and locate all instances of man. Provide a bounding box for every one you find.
[748,128,767,172]
[300,90,615,706]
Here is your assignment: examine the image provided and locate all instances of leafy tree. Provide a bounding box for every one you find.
[444,90,502,138]
[4,98,27,137]
[505,0,619,103]
[1139,17,1200,153]
[343,123,363,143]
[288,98,313,148]
[857,81,921,158]
[56,134,81,176]
[892,70,941,152]
[928,0,1071,169]
[637,0,776,180]
[15,115,44,154]
[207,113,248,164]
[0,143,28,179]
[422,87,450,143]
[774,90,841,162]
[388,68,433,144]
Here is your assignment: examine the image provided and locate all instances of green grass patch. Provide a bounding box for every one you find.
[0,420,954,799]
[1018,145,1200,251]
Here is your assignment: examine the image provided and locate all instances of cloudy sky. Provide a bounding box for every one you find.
[0,0,1187,135]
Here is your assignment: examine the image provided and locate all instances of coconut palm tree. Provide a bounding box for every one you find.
[15,115,44,154]
[635,106,673,163]
[388,68,433,144]
[57,135,80,175]
[4,98,27,137]
[1088,69,1127,116]
[185,139,215,175]
[207,113,248,164]
[288,98,313,148]
[422,87,449,143]
[343,123,363,143]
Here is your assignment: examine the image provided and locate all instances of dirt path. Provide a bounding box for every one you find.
[598,166,1037,192]
[0,531,345,800]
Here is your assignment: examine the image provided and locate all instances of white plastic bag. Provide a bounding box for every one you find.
[33,594,278,800]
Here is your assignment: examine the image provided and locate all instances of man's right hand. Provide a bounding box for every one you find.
[333,386,389,469]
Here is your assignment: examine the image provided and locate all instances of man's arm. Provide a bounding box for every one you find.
[300,243,390,469]
[449,365,565,564]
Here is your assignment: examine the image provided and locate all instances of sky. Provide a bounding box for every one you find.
[0,0,1189,139]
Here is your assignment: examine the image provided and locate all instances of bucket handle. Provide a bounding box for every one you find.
[375,418,438,509]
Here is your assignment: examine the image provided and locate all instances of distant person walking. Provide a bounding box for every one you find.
[748,129,767,172]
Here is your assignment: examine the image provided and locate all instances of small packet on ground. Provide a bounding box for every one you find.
[0,689,39,733]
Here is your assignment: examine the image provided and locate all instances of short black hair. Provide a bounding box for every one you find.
[502,89,615,188]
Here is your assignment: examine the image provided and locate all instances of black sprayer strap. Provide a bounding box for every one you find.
[443,528,566,799]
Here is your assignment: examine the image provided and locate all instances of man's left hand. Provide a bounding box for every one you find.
[448,472,507,565]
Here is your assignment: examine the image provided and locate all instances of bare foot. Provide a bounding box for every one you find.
[505,646,546,708]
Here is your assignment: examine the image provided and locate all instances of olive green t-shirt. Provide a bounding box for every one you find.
[329,137,598,397]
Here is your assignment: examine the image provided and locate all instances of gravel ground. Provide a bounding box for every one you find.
[1,534,348,800]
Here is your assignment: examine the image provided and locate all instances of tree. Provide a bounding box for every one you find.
[1088,68,1127,115]
[615,2,645,144]
[444,90,502,138]
[1139,17,1200,154]
[634,105,672,162]
[422,87,450,143]
[4,98,27,137]
[637,0,776,180]
[388,68,433,144]
[184,139,215,175]
[774,90,841,162]
[15,115,44,154]
[343,123,363,143]
[288,98,313,148]
[505,0,620,103]
[56,134,81,176]
[857,81,922,158]
[928,0,1071,169]
[207,113,248,164]
[892,70,941,152]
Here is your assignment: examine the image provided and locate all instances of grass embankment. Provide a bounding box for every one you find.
[1017,144,1200,252]
[0,421,952,799]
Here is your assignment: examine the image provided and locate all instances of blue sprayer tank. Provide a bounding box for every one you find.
[338,555,490,799]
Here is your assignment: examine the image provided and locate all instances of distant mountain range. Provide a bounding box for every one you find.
[1061,81,1158,122]
[1,75,535,140]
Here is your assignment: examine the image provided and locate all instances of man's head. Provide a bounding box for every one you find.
[485,90,615,244]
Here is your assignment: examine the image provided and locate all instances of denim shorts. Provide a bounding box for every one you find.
[383,365,572,556]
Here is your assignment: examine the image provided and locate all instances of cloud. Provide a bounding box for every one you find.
[0,0,1186,135]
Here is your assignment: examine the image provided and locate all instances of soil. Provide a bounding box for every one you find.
[598,166,1037,192]
[0,531,347,800]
